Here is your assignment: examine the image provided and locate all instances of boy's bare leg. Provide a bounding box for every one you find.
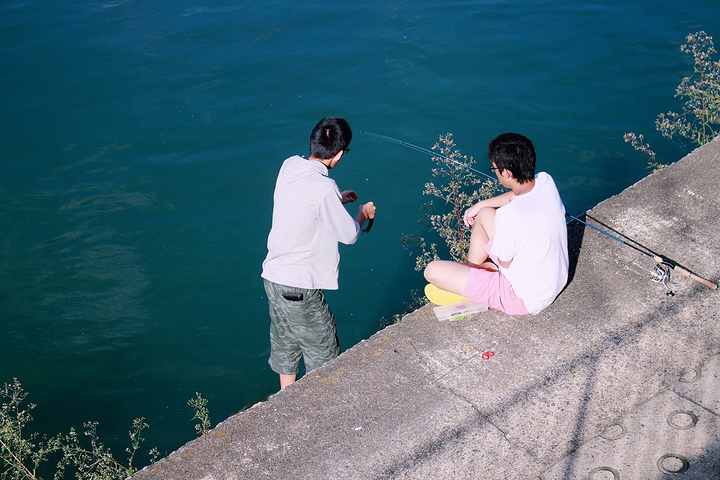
[424,260,472,296]
[467,207,496,267]
[280,374,296,389]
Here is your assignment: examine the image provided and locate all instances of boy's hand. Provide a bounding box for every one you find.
[356,201,376,228]
[464,192,515,226]
[361,201,376,220]
[341,190,358,204]
[463,203,482,227]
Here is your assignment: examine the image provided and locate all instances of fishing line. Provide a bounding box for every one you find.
[360,131,497,182]
[361,130,718,292]
[362,131,608,236]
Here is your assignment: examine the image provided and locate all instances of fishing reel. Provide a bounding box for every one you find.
[649,263,675,296]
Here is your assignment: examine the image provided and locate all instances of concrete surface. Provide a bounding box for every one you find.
[131,137,720,480]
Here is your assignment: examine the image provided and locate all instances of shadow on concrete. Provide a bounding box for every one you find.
[566,215,586,287]
[374,293,718,479]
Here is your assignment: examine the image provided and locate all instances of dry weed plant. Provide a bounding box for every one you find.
[0,377,160,480]
[0,378,214,479]
[626,31,720,170]
[402,134,498,272]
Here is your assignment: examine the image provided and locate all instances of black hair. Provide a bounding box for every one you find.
[309,117,352,160]
[487,132,536,184]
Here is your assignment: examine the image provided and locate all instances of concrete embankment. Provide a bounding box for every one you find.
[131,137,720,480]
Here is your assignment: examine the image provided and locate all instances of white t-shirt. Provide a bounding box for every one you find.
[491,172,569,314]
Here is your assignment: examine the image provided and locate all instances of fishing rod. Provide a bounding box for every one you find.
[361,130,718,293]
[362,218,374,233]
[583,213,718,292]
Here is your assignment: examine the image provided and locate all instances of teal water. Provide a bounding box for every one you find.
[1,0,718,462]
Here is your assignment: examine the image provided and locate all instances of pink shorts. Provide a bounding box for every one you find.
[462,237,529,315]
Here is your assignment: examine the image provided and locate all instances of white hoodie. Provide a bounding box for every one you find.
[261,155,360,290]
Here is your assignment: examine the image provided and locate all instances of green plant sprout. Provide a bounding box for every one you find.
[187,393,211,436]
[626,31,720,170]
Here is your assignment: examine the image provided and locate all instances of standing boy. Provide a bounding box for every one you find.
[262,117,376,388]
[424,132,568,315]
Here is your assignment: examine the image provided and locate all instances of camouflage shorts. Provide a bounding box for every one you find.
[263,279,340,376]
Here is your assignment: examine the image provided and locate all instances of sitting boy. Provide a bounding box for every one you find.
[423,133,568,315]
